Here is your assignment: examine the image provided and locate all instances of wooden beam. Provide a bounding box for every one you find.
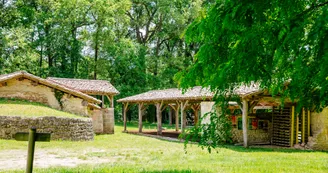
[290,106,295,147]
[161,104,168,112]
[138,103,144,133]
[253,106,273,109]
[242,99,248,148]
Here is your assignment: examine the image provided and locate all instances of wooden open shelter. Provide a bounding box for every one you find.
[117,87,213,135]
[118,82,316,149]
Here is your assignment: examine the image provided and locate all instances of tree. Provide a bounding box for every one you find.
[178,0,328,112]
[127,0,202,89]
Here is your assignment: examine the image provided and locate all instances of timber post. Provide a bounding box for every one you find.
[106,95,114,108]
[14,128,51,173]
[168,103,180,132]
[138,103,144,133]
[308,110,310,138]
[242,99,249,148]
[175,105,180,131]
[191,104,200,126]
[123,103,129,132]
[169,107,172,126]
[156,101,163,135]
[26,128,36,173]
[180,101,189,133]
[302,107,305,144]
[290,106,295,147]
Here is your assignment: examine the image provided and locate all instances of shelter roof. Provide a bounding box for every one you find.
[47,77,119,96]
[0,71,101,104]
[117,84,262,103]
[117,87,213,103]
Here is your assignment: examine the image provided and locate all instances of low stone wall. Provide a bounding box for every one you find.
[0,116,94,141]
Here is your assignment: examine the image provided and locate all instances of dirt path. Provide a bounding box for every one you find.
[0,148,113,171]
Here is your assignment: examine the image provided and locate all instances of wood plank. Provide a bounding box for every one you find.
[15,132,51,142]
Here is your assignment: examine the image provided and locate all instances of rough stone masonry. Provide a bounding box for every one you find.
[0,116,94,141]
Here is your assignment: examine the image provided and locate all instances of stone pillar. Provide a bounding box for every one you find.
[200,102,215,124]
[91,109,103,134]
[102,108,115,134]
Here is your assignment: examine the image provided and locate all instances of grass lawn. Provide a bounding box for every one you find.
[0,99,86,119]
[0,122,328,173]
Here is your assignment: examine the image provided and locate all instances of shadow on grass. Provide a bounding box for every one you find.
[116,122,328,154]
[200,144,328,154]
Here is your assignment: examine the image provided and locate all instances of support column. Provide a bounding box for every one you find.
[296,113,299,144]
[138,103,144,133]
[156,101,163,135]
[302,107,305,144]
[290,106,295,147]
[106,95,114,108]
[123,103,129,132]
[308,110,310,138]
[191,104,200,126]
[169,108,172,126]
[101,95,105,108]
[175,106,180,131]
[242,99,248,148]
[169,103,180,132]
[180,101,189,133]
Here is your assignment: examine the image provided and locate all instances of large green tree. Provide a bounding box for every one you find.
[178,0,328,111]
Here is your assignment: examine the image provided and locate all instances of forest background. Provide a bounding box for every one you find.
[0,0,204,121]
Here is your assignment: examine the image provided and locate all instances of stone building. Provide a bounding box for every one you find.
[48,77,119,134]
[0,71,119,136]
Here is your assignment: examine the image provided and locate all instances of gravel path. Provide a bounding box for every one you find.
[0,148,113,171]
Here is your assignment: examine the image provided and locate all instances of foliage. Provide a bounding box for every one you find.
[0,0,203,120]
[178,0,328,112]
[183,108,232,153]
[176,0,328,151]
[54,89,65,109]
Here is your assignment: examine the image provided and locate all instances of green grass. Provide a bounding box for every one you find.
[0,98,86,119]
[1,123,328,173]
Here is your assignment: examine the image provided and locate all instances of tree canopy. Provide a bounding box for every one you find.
[178,0,328,112]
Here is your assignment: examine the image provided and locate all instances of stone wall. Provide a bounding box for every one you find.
[231,122,272,144]
[91,108,115,134]
[307,108,328,150]
[91,109,103,134]
[103,108,114,134]
[0,78,89,116]
[0,116,94,141]
[200,101,272,144]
